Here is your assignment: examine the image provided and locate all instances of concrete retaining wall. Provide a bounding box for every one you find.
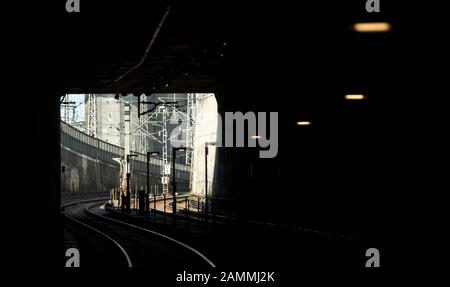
[60,121,190,195]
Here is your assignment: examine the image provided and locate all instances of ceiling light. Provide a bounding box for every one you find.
[352,22,391,33]
[345,94,366,100]
[296,121,311,126]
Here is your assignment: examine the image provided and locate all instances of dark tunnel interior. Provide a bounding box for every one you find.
[8,0,448,275]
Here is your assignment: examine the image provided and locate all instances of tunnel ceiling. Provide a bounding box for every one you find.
[57,0,412,98]
[58,1,228,94]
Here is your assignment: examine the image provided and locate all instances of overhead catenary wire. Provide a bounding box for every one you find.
[114,6,171,83]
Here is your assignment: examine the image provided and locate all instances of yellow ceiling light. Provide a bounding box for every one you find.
[345,94,366,100]
[352,22,391,33]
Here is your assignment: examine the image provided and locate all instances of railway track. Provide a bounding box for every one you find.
[62,199,133,267]
[62,198,215,268]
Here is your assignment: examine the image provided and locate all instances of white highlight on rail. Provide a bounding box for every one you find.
[65,214,133,267]
[85,206,216,267]
[62,198,133,267]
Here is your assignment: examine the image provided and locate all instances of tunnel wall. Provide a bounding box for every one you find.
[191,94,219,197]
[60,121,190,196]
[211,89,372,239]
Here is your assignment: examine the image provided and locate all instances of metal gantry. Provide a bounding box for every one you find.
[186,93,196,165]
[138,93,150,154]
[132,93,197,194]
[61,94,82,124]
[161,105,169,194]
[62,94,70,123]
[86,94,97,138]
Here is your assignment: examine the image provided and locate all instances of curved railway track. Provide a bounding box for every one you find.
[62,198,215,268]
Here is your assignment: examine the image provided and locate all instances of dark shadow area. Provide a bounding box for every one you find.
[9,0,448,281]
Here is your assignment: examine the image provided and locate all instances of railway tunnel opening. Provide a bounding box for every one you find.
[59,93,221,206]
